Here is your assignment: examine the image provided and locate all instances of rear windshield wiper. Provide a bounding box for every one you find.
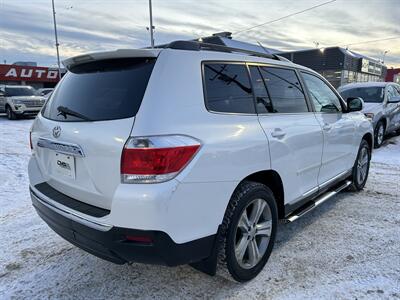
[57,106,92,121]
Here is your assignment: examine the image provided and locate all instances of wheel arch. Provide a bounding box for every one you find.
[377,117,387,130]
[362,132,373,150]
[236,170,285,219]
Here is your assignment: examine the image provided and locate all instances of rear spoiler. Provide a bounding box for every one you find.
[62,49,161,71]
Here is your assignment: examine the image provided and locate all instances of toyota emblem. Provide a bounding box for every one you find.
[53,126,61,138]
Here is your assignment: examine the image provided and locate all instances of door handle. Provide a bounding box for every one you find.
[271,128,286,138]
[322,124,332,131]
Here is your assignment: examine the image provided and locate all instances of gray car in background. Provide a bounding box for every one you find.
[338,82,400,148]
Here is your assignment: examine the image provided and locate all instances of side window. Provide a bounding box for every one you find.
[203,63,255,114]
[258,66,308,113]
[387,86,399,101]
[339,89,350,100]
[249,66,273,113]
[301,72,342,113]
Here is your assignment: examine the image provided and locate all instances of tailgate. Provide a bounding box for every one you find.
[31,55,156,210]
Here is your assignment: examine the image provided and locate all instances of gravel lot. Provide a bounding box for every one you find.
[0,117,399,299]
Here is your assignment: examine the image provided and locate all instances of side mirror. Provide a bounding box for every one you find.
[388,96,400,103]
[0,91,5,97]
[347,97,364,112]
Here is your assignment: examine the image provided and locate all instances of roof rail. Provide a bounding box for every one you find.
[164,40,282,61]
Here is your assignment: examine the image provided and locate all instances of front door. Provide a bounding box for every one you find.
[300,71,356,186]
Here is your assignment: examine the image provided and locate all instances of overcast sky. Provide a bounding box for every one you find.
[1,0,399,68]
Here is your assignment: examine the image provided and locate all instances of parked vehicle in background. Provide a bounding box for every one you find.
[338,82,400,148]
[28,41,373,282]
[36,88,54,97]
[0,85,46,120]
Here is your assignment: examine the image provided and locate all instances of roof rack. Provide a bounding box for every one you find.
[163,40,283,61]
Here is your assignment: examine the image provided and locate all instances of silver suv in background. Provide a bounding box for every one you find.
[0,85,46,120]
[338,82,400,148]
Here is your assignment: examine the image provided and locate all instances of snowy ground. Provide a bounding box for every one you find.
[0,116,399,300]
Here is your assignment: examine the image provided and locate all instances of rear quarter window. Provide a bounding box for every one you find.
[42,58,156,122]
[203,63,255,114]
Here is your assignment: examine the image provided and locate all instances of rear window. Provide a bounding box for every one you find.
[42,58,156,122]
[203,63,255,114]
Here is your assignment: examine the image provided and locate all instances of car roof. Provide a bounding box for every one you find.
[62,45,316,75]
[1,85,33,88]
[338,81,390,91]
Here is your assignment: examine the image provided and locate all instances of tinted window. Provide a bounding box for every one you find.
[5,86,36,96]
[258,67,308,113]
[42,58,156,122]
[387,85,400,101]
[340,86,384,103]
[249,66,274,113]
[203,63,255,114]
[302,72,342,112]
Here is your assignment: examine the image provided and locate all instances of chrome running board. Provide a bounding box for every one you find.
[285,180,352,223]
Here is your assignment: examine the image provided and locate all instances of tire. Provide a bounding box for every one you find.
[217,181,278,282]
[349,139,371,191]
[374,121,385,148]
[6,105,17,120]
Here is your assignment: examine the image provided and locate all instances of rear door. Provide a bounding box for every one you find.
[31,57,156,210]
[300,71,356,186]
[249,65,323,205]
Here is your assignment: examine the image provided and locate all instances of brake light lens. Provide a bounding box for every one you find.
[121,135,201,183]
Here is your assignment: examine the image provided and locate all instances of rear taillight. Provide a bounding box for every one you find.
[121,135,201,184]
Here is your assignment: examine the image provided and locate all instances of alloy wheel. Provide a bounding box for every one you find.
[234,198,272,269]
[377,124,384,146]
[357,146,369,185]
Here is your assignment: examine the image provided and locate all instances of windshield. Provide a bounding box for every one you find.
[39,89,53,96]
[340,87,384,103]
[5,86,36,96]
[42,58,156,122]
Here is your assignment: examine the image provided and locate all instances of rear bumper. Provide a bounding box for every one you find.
[30,188,216,266]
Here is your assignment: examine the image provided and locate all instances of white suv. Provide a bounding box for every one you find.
[0,85,46,120]
[28,41,373,282]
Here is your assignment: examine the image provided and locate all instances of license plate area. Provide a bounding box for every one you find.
[53,152,76,179]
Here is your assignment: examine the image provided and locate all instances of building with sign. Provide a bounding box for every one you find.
[278,47,387,88]
[386,68,400,84]
[188,34,386,89]
[0,63,64,89]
